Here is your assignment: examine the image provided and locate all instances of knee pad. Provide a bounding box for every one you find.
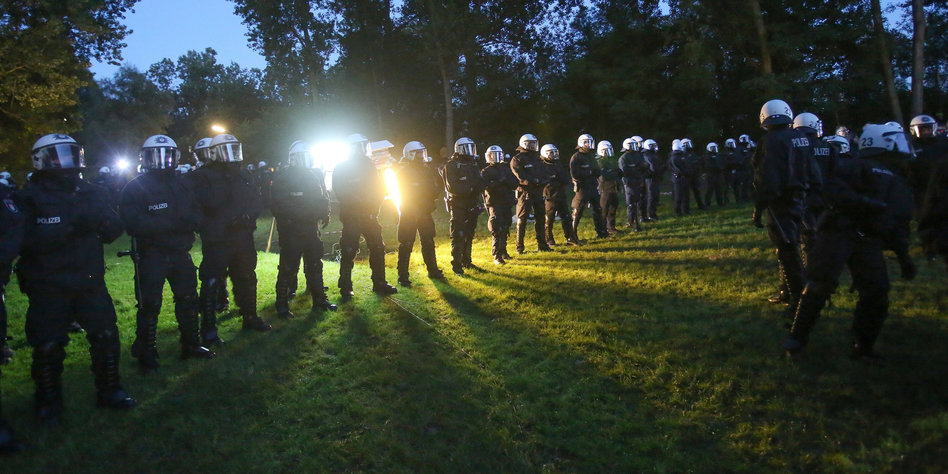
[87,328,120,353]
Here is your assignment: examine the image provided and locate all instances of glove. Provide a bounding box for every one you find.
[751,207,763,228]
[898,252,917,280]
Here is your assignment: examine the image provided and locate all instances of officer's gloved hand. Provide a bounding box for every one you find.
[898,252,917,280]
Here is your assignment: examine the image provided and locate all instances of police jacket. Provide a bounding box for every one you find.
[510,147,549,195]
[0,185,24,286]
[270,166,330,230]
[752,126,813,207]
[119,170,200,253]
[441,154,486,201]
[332,154,386,216]
[481,162,518,207]
[395,162,442,214]
[703,152,726,174]
[15,171,123,291]
[918,154,948,253]
[190,162,263,243]
[542,159,571,202]
[570,148,601,191]
[668,150,687,177]
[619,151,648,186]
[642,150,664,179]
[909,135,948,204]
[823,151,913,254]
[597,155,621,194]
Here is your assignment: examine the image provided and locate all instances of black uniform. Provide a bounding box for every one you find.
[752,125,814,314]
[395,160,444,282]
[0,185,23,364]
[703,150,728,207]
[597,154,622,233]
[482,160,518,261]
[441,153,486,273]
[619,149,648,229]
[542,157,576,245]
[120,170,213,372]
[16,170,135,422]
[908,134,948,211]
[669,149,696,215]
[570,148,608,238]
[332,152,395,297]
[916,135,948,265]
[270,165,336,315]
[510,147,551,252]
[191,161,269,343]
[786,149,914,359]
[801,132,836,267]
[643,148,665,220]
[734,143,754,201]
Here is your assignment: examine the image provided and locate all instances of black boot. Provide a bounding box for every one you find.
[311,290,337,312]
[450,239,464,275]
[90,336,136,410]
[200,278,223,346]
[0,420,25,454]
[372,281,398,295]
[32,342,65,425]
[215,281,229,313]
[397,246,412,287]
[275,283,295,319]
[177,307,215,360]
[241,312,272,332]
[515,221,526,254]
[130,314,159,374]
[420,245,443,279]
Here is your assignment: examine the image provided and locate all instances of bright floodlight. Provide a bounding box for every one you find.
[383,167,401,213]
[115,158,130,171]
[211,124,227,134]
[311,140,349,191]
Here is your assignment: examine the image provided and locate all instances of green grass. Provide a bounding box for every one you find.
[2,198,948,472]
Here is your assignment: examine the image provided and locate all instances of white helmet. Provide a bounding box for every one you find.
[671,139,682,152]
[99,166,111,175]
[622,137,640,152]
[759,99,794,128]
[31,134,84,170]
[347,133,370,157]
[140,134,180,171]
[706,142,719,153]
[0,171,9,180]
[193,137,213,164]
[823,135,850,155]
[724,138,737,149]
[621,137,634,151]
[909,115,937,138]
[859,123,912,156]
[793,112,823,137]
[454,137,476,156]
[258,161,267,168]
[402,140,428,162]
[485,145,504,164]
[631,136,643,145]
[680,138,693,150]
[643,139,658,151]
[540,144,559,162]
[577,133,595,150]
[209,134,243,163]
[519,134,538,151]
[738,134,751,144]
[597,140,614,157]
[288,140,315,168]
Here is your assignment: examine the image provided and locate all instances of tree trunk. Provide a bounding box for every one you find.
[436,51,454,151]
[871,0,903,124]
[749,0,773,77]
[911,0,925,117]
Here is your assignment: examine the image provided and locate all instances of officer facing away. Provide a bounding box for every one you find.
[191,133,271,345]
[16,134,136,425]
[119,135,215,374]
[268,141,338,317]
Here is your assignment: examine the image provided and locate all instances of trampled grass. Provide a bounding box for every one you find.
[2,199,947,472]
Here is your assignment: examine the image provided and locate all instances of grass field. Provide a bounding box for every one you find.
[2,197,947,472]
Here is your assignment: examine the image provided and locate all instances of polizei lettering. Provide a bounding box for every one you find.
[791,137,810,147]
[148,203,169,211]
[37,216,61,224]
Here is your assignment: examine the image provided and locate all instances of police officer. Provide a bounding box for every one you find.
[618,138,647,231]
[482,145,519,264]
[192,133,271,345]
[783,123,916,361]
[270,140,337,317]
[510,134,551,253]
[17,134,136,424]
[119,135,215,374]
[192,138,231,314]
[441,138,487,274]
[736,134,755,201]
[794,112,833,262]
[570,134,608,239]
[682,139,707,210]
[333,134,398,300]
[394,141,445,284]
[823,135,852,160]
[0,164,24,452]
[913,115,948,266]
[597,140,621,234]
[703,142,727,207]
[669,139,690,216]
[541,144,577,246]
[752,100,813,316]
[723,138,741,202]
[641,139,663,221]
[909,114,948,208]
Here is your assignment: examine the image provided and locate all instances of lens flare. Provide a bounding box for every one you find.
[383,167,401,213]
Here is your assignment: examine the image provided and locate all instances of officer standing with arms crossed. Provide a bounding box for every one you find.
[510,134,552,253]
[570,133,608,239]
[482,145,519,264]
[17,134,136,425]
[191,133,271,345]
[394,141,445,285]
[442,138,487,274]
[119,135,215,373]
[333,134,398,300]
[270,140,337,316]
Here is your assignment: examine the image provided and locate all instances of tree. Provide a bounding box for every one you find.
[912,0,926,116]
[871,0,904,124]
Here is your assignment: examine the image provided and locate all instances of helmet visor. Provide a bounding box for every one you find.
[33,143,84,169]
[409,149,428,162]
[487,150,504,163]
[580,138,594,149]
[216,143,243,163]
[141,147,180,170]
[523,140,538,151]
[289,151,315,168]
[457,143,476,156]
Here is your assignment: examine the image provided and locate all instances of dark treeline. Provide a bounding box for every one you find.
[1,0,946,171]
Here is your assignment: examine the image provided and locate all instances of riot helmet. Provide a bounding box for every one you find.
[540,144,559,162]
[140,135,181,171]
[485,145,504,164]
[519,134,538,152]
[403,141,429,162]
[209,134,243,163]
[31,134,84,170]
[454,137,476,157]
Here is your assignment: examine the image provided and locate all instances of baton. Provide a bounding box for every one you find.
[265,216,276,253]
